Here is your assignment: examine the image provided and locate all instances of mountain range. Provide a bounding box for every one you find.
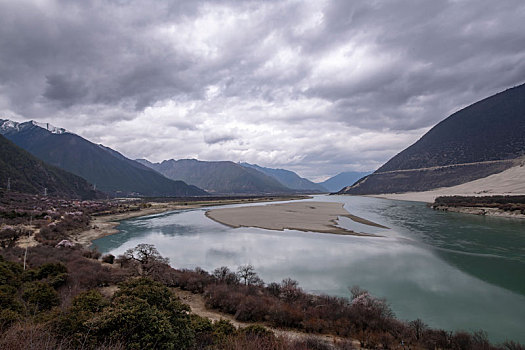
[2,79,522,199]
[0,134,99,199]
[137,159,300,195]
[340,83,525,195]
[0,120,207,197]
[318,171,371,192]
[239,163,327,192]
[1,118,330,197]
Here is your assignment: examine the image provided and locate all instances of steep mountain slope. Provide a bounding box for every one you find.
[0,120,207,197]
[319,171,372,192]
[137,159,293,195]
[341,83,525,195]
[240,163,327,192]
[0,134,99,199]
[374,159,525,203]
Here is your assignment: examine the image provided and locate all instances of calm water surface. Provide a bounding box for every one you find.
[93,195,525,343]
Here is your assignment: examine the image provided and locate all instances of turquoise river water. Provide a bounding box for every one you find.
[93,195,525,343]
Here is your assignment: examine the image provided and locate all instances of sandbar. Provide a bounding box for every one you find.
[205,201,387,236]
[71,197,307,247]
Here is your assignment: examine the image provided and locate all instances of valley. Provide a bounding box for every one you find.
[0,2,524,348]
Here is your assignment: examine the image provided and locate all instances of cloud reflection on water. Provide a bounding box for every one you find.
[93,196,525,343]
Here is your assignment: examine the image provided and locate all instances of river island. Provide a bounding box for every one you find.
[205,201,387,235]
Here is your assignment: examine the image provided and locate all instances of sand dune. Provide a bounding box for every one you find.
[374,163,525,203]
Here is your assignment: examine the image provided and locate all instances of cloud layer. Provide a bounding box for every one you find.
[1,0,524,180]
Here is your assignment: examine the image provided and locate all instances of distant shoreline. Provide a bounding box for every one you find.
[364,193,525,220]
[73,196,309,247]
[431,205,525,219]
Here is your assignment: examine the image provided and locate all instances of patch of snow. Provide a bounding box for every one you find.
[31,120,68,134]
[0,119,21,132]
[0,118,70,135]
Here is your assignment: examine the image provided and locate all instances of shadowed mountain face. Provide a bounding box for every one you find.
[239,163,327,193]
[0,134,100,199]
[319,171,372,193]
[341,83,525,195]
[137,159,294,195]
[0,120,207,197]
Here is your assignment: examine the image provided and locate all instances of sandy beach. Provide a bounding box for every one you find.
[205,201,387,236]
[370,164,525,203]
[71,197,307,247]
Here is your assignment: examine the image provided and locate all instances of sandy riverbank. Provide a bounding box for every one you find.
[205,201,387,236]
[369,164,525,204]
[71,197,308,247]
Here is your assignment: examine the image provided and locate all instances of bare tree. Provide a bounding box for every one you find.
[120,244,169,275]
[349,285,367,300]
[213,266,239,285]
[409,318,428,341]
[236,264,263,286]
[280,278,302,302]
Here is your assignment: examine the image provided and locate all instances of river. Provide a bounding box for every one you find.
[93,195,525,343]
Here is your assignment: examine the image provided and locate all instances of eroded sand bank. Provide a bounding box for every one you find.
[205,201,387,236]
[371,164,525,203]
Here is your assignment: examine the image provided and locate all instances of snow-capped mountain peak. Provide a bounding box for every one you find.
[30,120,68,134]
[0,118,68,135]
[0,119,20,132]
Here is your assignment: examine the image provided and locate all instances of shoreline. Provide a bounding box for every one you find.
[71,196,309,247]
[363,194,525,220]
[431,205,525,219]
[205,201,387,236]
[362,164,525,205]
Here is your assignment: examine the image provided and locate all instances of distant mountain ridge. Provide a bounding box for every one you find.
[340,83,525,195]
[0,119,207,197]
[319,171,372,192]
[137,158,295,195]
[239,162,327,192]
[0,134,99,199]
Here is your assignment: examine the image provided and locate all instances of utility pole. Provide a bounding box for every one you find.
[7,177,10,191]
[23,214,32,270]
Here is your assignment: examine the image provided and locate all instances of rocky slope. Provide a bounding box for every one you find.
[340,83,525,195]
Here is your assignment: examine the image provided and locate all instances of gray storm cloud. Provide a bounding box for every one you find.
[0,0,524,180]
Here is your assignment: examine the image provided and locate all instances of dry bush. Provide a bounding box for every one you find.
[175,268,215,293]
[66,258,113,288]
[0,322,71,350]
[234,295,272,322]
[205,284,245,315]
[101,254,114,264]
[270,303,304,329]
[219,333,290,350]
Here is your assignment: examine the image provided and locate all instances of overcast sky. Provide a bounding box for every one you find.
[1,0,524,181]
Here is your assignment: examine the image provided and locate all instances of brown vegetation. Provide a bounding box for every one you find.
[0,191,149,246]
[433,195,525,214]
[1,239,523,349]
